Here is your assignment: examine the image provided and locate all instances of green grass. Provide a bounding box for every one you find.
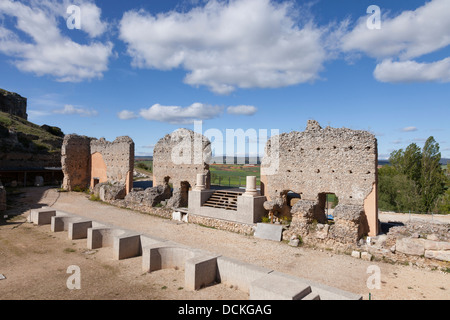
[209,163,260,187]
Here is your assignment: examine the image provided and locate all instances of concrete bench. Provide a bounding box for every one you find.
[216,256,272,293]
[29,208,56,225]
[142,242,219,291]
[250,271,315,300]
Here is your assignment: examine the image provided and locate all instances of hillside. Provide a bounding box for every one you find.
[0,111,63,168]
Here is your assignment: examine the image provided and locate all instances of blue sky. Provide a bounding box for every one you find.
[0,0,449,159]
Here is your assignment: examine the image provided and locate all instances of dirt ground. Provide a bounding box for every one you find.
[0,186,449,300]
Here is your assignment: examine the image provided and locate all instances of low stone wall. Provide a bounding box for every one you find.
[289,218,450,269]
[188,214,255,235]
[107,198,173,220]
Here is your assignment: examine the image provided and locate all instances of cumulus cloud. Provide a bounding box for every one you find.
[53,104,98,117]
[0,0,113,82]
[374,58,450,83]
[226,105,257,116]
[341,0,450,83]
[341,0,450,60]
[119,0,327,94]
[117,110,138,120]
[139,103,223,124]
[75,1,109,38]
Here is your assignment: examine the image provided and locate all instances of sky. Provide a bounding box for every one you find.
[0,0,449,160]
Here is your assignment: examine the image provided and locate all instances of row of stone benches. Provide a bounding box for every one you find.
[28,207,362,300]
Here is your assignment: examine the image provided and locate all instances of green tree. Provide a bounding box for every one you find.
[378,165,421,212]
[435,189,450,214]
[420,137,445,213]
[390,143,422,183]
[379,136,446,214]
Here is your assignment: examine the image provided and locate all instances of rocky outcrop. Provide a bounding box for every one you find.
[0,88,27,120]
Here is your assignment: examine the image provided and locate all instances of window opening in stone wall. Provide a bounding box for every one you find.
[318,193,339,221]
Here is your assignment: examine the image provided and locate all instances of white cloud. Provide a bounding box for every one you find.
[341,0,450,83]
[341,0,450,60]
[402,126,418,132]
[119,0,327,94]
[76,1,109,38]
[0,0,113,82]
[139,103,223,124]
[374,58,450,83]
[226,105,257,116]
[117,110,138,120]
[53,104,98,117]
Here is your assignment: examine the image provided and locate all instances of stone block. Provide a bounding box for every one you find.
[185,254,219,291]
[254,223,283,241]
[395,238,425,256]
[30,209,56,225]
[216,256,272,293]
[423,240,450,251]
[87,227,119,249]
[113,233,141,260]
[68,220,92,240]
[351,251,361,258]
[424,250,450,262]
[361,252,372,261]
[51,215,79,232]
[249,272,312,300]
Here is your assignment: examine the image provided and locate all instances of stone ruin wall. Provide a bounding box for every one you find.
[261,120,378,245]
[153,128,212,191]
[90,136,134,194]
[61,134,134,195]
[61,134,91,191]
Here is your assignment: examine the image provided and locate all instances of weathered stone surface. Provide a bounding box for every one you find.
[90,136,134,192]
[167,181,190,208]
[288,236,300,247]
[61,134,92,191]
[315,224,329,239]
[153,128,211,191]
[260,120,378,245]
[423,240,450,251]
[334,205,364,223]
[95,182,127,201]
[361,252,372,261]
[290,200,316,219]
[254,223,284,241]
[395,238,425,256]
[125,181,172,207]
[424,250,450,262]
[61,134,134,194]
[0,88,27,120]
[261,120,377,205]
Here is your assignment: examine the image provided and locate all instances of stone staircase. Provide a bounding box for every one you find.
[202,190,243,211]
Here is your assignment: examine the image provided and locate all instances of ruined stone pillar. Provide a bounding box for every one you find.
[195,173,206,191]
[244,176,259,196]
